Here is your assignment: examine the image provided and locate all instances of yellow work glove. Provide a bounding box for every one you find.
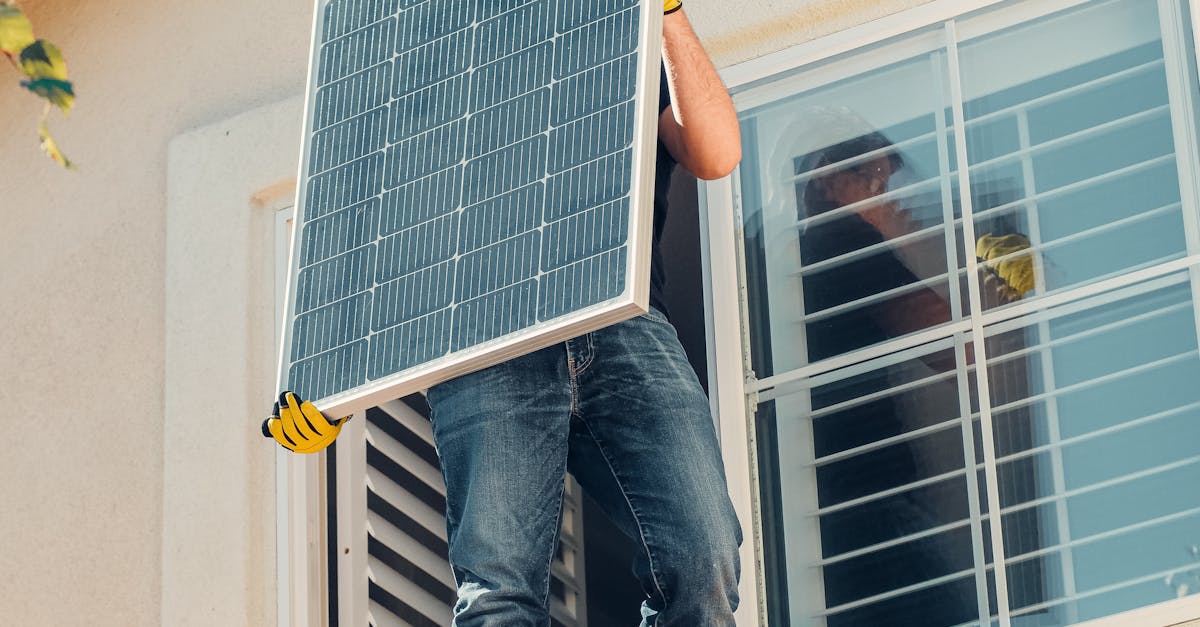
[664,0,682,14]
[976,233,1036,299]
[261,391,347,454]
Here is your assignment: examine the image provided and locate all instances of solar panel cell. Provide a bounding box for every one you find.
[384,118,466,189]
[379,166,462,235]
[388,75,469,142]
[318,17,395,85]
[457,183,544,252]
[554,8,638,78]
[542,199,628,271]
[473,0,553,64]
[315,61,391,129]
[454,230,540,301]
[392,29,472,95]
[372,261,454,329]
[310,106,387,174]
[300,198,379,267]
[292,293,373,361]
[375,213,457,283]
[536,248,627,320]
[544,150,632,221]
[466,87,550,159]
[306,152,384,220]
[395,0,473,53]
[451,279,539,350]
[323,0,399,40]
[296,245,376,313]
[369,309,451,377]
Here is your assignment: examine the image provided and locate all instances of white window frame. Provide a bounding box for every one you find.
[699,0,1200,625]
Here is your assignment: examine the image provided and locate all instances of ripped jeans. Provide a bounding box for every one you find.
[426,307,742,626]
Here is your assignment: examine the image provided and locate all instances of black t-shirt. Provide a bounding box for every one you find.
[800,212,921,362]
[650,69,677,317]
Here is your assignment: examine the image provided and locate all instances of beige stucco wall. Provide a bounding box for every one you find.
[695,0,934,67]
[0,0,932,625]
[0,0,312,625]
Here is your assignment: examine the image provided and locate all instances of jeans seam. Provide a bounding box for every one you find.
[567,358,581,417]
[538,465,568,612]
[577,417,669,608]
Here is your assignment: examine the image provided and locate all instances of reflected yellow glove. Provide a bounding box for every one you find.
[261,391,347,454]
[976,233,1036,298]
[664,0,682,14]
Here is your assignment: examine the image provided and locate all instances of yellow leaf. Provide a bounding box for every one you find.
[0,3,35,55]
[38,118,74,169]
[21,76,74,112]
[20,39,69,81]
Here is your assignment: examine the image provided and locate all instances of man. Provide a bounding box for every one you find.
[267,2,743,624]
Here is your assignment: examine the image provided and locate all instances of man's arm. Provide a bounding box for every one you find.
[660,7,741,180]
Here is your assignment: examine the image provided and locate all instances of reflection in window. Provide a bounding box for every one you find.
[738,0,1200,625]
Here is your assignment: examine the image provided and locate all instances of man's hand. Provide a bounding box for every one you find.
[261,391,347,454]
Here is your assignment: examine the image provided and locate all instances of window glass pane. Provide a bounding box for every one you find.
[983,275,1200,625]
[738,29,971,379]
[758,339,999,627]
[958,0,1198,311]
[739,0,1200,625]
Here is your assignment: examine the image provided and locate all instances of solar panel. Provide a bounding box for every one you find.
[279,0,662,415]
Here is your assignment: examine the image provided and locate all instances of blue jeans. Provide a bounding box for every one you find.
[426,307,742,626]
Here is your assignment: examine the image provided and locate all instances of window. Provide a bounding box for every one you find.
[724,0,1200,625]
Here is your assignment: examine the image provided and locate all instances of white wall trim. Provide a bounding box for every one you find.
[163,95,305,627]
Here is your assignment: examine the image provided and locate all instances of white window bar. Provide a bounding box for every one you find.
[945,17,1015,626]
[965,57,1165,128]
[791,174,945,231]
[793,213,951,277]
[815,466,972,516]
[1010,561,1200,619]
[966,104,1172,177]
[986,400,1200,471]
[1160,0,1200,445]
[974,296,1191,377]
[968,152,1177,227]
[806,368,960,422]
[805,338,1197,472]
[755,256,1200,396]
[934,39,992,622]
[800,272,954,324]
[818,565,983,618]
[782,55,1166,196]
[1002,505,1200,572]
[792,198,1181,297]
[811,414,965,468]
[1013,96,1081,621]
[991,452,1200,521]
[986,349,1198,421]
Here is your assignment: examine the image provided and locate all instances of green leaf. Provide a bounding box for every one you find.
[38,118,74,169]
[20,39,69,81]
[21,76,74,112]
[0,3,35,55]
